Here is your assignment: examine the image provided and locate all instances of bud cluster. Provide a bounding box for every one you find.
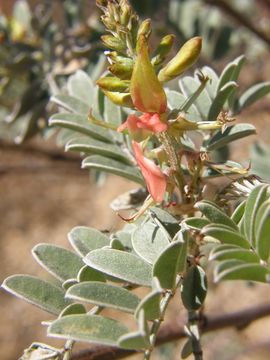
[95,0,205,205]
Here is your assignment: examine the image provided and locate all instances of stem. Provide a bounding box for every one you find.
[188,311,203,360]
[143,278,182,360]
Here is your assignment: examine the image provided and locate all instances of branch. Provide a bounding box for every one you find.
[71,303,270,360]
[203,0,270,48]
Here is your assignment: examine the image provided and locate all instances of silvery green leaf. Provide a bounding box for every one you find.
[82,155,144,185]
[181,266,207,310]
[51,95,89,114]
[214,263,270,283]
[68,226,110,257]
[48,314,128,346]
[149,207,180,238]
[231,201,246,224]
[59,303,86,318]
[118,310,150,350]
[255,201,270,261]
[207,81,237,121]
[67,70,95,106]
[209,247,259,263]
[135,290,161,320]
[66,282,140,313]
[200,66,219,99]
[205,123,256,151]
[49,113,113,143]
[66,137,131,164]
[104,97,123,142]
[195,200,238,230]
[202,224,250,249]
[84,249,152,286]
[179,76,212,120]
[2,275,70,315]
[32,244,84,282]
[184,217,210,231]
[132,223,170,264]
[244,184,269,246]
[77,265,106,283]
[217,62,238,92]
[166,90,186,110]
[238,82,270,111]
[153,239,187,289]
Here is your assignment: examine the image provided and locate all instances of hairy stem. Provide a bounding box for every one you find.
[144,278,182,360]
[188,311,203,360]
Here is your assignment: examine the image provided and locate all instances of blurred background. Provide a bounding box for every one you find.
[0,0,270,359]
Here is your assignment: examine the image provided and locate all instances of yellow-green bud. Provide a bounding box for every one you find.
[108,63,133,80]
[96,76,130,92]
[101,35,126,52]
[158,37,202,82]
[120,0,132,26]
[137,19,152,40]
[103,91,134,108]
[152,34,175,66]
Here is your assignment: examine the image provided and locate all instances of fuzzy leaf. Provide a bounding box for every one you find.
[49,113,113,143]
[32,244,84,282]
[179,76,211,120]
[68,226,110,257]
[82,155,144,185]
[255,201,270,261]
[181,266,207,310]
[77,265,106,283]
[238,82,270,111]
[207,81,237,121]
[66,282,140,313]
[59,303,86,318]
[195,200,238,230]
[84,249,152,286]
[244,184,269,246]
[132,223,170,264]
[67,70,95,106]
[48,314,128,346]
[153,239,187,289]
[205,123,256,151]
[202,224,250,249]
[184,217,210,231]
[66,137,131,164]
[2,275,70,315]
[231,201,246,224]
[135,290,161,321]
[214,263,270,283]
[51,95,89,114]
[209,248,259,263]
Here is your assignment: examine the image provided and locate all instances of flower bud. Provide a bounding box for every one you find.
[119,0,132,26]
[103,91,133,108]
[137,19,152,40]
[152,34,175,66]
[108,63,133,80]
[158,37,202,82]
[96,76,130,92]
[101,35,126,52]
[130,35,167,113]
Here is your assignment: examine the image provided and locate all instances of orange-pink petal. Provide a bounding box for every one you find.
[132,141,167,202]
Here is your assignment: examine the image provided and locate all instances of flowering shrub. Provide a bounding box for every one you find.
[2,1,270,359]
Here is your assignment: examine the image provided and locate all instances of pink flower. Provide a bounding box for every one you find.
[118,113,167,141]
[132,141,167,202]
